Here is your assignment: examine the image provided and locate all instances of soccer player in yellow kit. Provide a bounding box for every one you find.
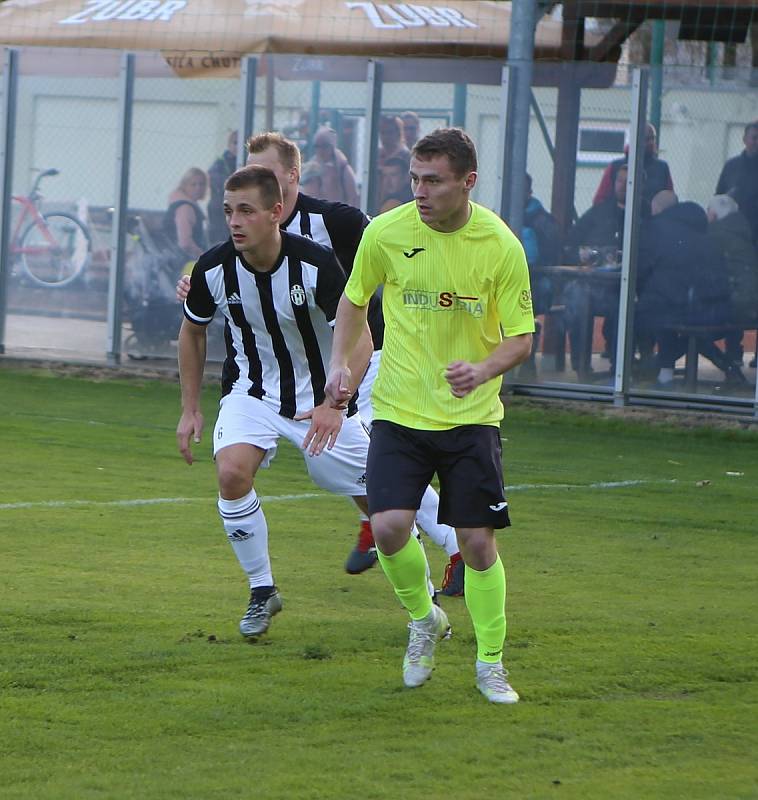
[326,128,534,703]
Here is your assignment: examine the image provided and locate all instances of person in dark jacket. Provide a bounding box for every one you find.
[715,120,758,247]
[707,193,758,366]
[637,191,744,386]
[563,165,628,376]
[521,173,562,316]
[518,174,562,378]
[568,166,626,260]
[594,123,673,217]
[207,130,238,245]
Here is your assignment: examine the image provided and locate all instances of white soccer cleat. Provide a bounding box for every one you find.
[475,661,520,704]
[402,604,451,688]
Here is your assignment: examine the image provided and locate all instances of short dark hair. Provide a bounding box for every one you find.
[745,120,758,137]
[411,127,477,177]
[225,165,283,208]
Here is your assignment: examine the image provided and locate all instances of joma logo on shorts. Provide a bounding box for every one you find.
[402,290,483,318]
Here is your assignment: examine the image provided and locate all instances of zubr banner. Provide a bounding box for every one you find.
[0,1,571,78]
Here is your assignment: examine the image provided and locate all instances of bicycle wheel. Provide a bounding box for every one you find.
[18,212,91,288]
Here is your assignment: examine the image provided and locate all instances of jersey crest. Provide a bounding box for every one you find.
[290,284,307,306]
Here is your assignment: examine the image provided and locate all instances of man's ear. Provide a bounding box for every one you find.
[464,171,478,192]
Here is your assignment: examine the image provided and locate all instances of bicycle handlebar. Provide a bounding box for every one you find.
[29,168,60,196]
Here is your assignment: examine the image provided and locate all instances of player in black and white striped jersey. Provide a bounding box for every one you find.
[177,132,464,594]
[177,165,374,639]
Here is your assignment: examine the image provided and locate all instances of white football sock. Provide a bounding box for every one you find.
[412,523,436,598]
[218,489,272,588]
[417,485,460,556]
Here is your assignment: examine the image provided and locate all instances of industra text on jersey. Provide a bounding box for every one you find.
[402,290,484,318]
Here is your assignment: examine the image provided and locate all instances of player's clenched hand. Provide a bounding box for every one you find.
[176,274,191,303]
[324,366,353,410]
[295,403,345,456]
[176,410,204,465]
[445,360,484,398]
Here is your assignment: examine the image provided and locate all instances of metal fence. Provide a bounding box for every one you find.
[1,46,756,416]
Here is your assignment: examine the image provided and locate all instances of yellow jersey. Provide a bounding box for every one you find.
[345,201,534,430]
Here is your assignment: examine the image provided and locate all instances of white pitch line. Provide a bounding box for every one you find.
[0,480,678,512]
[0,493,327,511]
[506,479,678,491]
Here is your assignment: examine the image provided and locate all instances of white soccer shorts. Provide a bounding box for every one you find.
[213,393,369,496]
[356,349,381,426]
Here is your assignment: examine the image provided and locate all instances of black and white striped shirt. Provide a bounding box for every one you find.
[286,193,384,349]
[184,231,355,418]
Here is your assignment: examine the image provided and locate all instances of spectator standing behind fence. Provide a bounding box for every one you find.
[593,123,673,216]
[706,194,758,368]
[636,191,743,388]
[715,120,758,247]
[301,126,360,207]
[376,114,411,211]
[299,161,324,198]
[207,131,238,245]
[163,167,208,262]
[378,156,413,213]
[401,111,421,149]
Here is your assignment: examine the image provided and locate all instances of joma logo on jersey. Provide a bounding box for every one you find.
[402,290,483,318]
[290,284,306,306]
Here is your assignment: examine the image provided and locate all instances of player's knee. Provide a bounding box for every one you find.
[371,510,415,554]
[457,528,496,565]
[216,461,253,498]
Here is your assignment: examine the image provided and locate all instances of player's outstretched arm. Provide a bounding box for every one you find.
[445,333,533,398]
[326,293,370,409]
[176,319,207,465]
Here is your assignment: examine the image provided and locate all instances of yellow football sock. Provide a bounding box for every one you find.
[464,555,507,663]
[377,535,433,621]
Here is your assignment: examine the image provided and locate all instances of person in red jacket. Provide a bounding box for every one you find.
[593,123,673,216]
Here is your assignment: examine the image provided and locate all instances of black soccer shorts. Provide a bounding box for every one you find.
[366,420,511,529]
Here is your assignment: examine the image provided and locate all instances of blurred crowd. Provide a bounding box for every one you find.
[163,113,758,389]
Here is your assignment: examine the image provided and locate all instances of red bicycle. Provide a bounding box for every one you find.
[10,168,92,288]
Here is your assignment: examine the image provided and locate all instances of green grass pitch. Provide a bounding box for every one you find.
[1,365,756,799]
